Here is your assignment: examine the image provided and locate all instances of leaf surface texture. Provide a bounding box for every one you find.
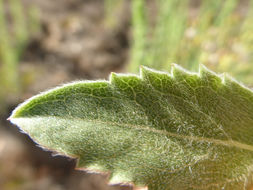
[10,65,253,190]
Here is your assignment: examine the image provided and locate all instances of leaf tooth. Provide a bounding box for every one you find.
[109,72,117,84]
[110,72,143,100]
[171,64,197,80]
[199,64,220,79]
[223,73,253,95]
[109,172,147,189]
[79,163,109,174]
[110,72,142,88]
[139,66,152,80]
[110,72,140,81]
[134,187,148,190]
[140,66,172,80]
[199,64,223,88]
[109,171,134,185]
[223,73,240,86]
[140,66,175,93]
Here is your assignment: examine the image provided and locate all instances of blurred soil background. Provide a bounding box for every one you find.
[0,0,130,189]
[0,0,253,190]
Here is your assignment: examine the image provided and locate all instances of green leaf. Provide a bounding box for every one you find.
[9,65,253,190]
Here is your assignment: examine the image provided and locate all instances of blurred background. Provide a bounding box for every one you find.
[0,0,252,189]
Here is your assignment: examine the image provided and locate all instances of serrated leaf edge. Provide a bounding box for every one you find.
[8,64,253,189]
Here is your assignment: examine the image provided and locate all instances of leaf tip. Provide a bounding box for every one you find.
[8,101,26,120]
[7,115,17,127]
[8,107,19,122]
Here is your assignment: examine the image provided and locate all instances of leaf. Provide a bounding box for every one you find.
[9,65,253,190]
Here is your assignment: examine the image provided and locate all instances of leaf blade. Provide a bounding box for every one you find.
[10,65,253,189]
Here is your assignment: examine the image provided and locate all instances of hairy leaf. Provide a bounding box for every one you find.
[9,65,253,190]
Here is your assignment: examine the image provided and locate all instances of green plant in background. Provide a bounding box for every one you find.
[0,0,40,112]
[9,65,253,189]
[128,0,147,72]
[129,0,253,85]
[104,0,125,29]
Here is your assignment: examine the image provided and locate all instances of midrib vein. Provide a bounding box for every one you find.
[12,116,253,152]
[86,118,253,152]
